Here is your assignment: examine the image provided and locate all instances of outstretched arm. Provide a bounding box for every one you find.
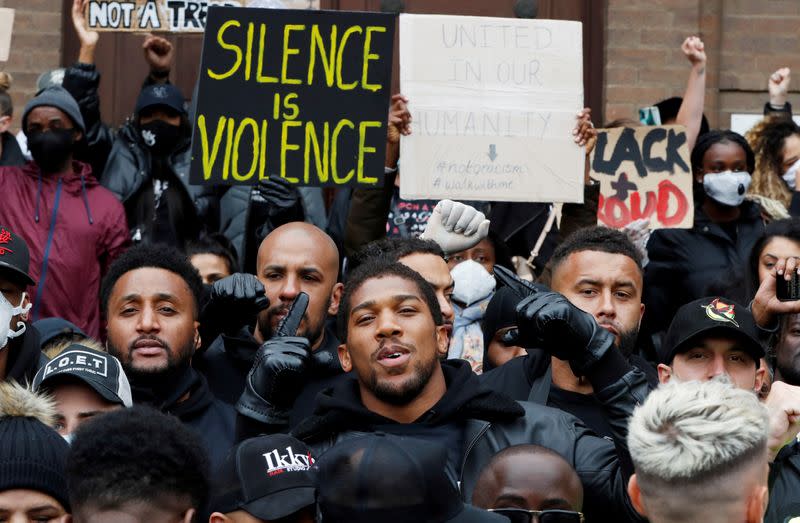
[675,36,707,151]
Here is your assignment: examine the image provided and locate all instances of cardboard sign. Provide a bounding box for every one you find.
[0,9,14,62]
[85,0,323,33]
[190,7,395,187]
[398,14,585,203]
[591,125,694,230]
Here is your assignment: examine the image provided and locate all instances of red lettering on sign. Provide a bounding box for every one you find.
[598,179,688,228]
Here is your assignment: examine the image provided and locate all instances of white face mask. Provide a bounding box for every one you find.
[703,171,752,207]
[451,259,496,306]
[62,433,74,445]
[0,292,30,349]
[783,158,800,189]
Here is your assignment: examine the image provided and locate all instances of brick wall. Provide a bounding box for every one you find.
[604,0,800,131]
[0,0,63,132]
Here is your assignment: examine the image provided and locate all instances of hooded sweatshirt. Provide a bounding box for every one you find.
[0,160,129,338]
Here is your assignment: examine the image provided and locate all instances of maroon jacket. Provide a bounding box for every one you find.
[0,160,129,339]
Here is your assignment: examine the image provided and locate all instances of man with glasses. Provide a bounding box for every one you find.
[473,444,584,523]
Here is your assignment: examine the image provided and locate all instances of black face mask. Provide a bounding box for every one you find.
[28,129,75,173]
[140,120,181,157]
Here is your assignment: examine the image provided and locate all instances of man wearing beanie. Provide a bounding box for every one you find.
[0,381,71,522]
[0,86,129,339]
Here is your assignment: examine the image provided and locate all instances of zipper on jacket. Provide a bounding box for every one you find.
[458,421,491,488]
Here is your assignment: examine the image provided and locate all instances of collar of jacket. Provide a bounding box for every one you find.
[292,359,523,443]
[22,159,97,195]
[129,363,213,418]
[5,323,42,383]
[693,199,763,237]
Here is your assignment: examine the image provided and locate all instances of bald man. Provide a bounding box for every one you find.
[199,223,345,430]
[473,445,584,522]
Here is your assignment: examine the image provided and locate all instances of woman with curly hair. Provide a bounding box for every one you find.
[746,114,800,220]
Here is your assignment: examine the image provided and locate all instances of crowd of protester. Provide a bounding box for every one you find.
[4,1,800,522]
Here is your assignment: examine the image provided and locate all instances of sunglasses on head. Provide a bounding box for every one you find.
[488,508,584,523]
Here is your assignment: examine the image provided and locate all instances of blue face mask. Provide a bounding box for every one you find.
[702,171,752,207]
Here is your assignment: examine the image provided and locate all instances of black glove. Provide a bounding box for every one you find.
[236,293,310,424]
[256,176,301,217]
[493,265,614,376]
[201,273,269,336]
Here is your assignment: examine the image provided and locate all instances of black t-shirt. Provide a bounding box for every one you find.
[375,420,466,480]
[547,386,613,439]
[386,187,437,238]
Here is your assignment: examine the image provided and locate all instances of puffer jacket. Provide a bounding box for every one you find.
[292,360,644,523]
[101,120,220,243]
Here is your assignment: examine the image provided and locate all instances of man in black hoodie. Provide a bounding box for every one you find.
[101,244,234,467]
[281,259,644,522]
[481,226,657,439]
[0,227,44,383]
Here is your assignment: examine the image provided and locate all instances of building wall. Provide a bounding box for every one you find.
[604,0,800,130]
[0,0,63,131]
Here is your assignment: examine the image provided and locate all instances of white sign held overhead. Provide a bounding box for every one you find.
[0,9,14,63]
[399,14,585,203]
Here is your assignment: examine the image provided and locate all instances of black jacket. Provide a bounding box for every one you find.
[292,360,644,522]
[199,326,343,412]
[5,324,45,383]
[644,201,765,333]
[130,365,235,468]
[61,62,115,178]
[480,349,656,439]
[766,439,800,522]
[101,120,220,245]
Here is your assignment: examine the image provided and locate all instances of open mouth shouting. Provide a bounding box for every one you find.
[375,343,412,369]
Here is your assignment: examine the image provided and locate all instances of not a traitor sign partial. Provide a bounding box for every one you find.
[399,14,585,203]
[190,6,394,186]
[591,125,694,230]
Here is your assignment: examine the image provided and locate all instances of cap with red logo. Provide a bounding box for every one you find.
[0,226,35,287]
[659,297,765,364]
[210,434,316,520]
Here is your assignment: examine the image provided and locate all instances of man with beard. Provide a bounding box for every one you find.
[480,226,656,438]
[284,259,645,522]
[0,87,128,338]
[101,244,235,467]
[199,222,343,435]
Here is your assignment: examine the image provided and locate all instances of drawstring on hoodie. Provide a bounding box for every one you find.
[80,175,94,225]
[34,175,43,223]
[32,177,62,321]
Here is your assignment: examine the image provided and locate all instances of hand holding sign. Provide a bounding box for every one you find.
[240,293,311,415]
[72,0,99,51]
[493,265,614,376]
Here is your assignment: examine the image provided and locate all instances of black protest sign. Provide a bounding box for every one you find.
[190,6,395,187]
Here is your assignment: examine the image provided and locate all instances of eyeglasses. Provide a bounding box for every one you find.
[488,508,585,523]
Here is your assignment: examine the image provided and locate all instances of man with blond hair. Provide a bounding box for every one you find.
[627,378,770,523]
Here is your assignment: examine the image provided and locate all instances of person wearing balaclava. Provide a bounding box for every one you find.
[0,88,129,340]
[102,82,219,250]
[644,130,766,335]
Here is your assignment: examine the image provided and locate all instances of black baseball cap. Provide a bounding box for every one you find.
[210,434,316,520]
[32,344,133,407]
[659,297,765,365]
[0,226,35,286]
[135,83,186,116]
[317,433,509,523]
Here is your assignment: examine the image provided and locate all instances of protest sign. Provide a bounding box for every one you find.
[0,9,14,62]
[86,0,242,32]
[85,0,322,33]
[189,7,395,187]
[591,125,694,230]
[398,14,585,203]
